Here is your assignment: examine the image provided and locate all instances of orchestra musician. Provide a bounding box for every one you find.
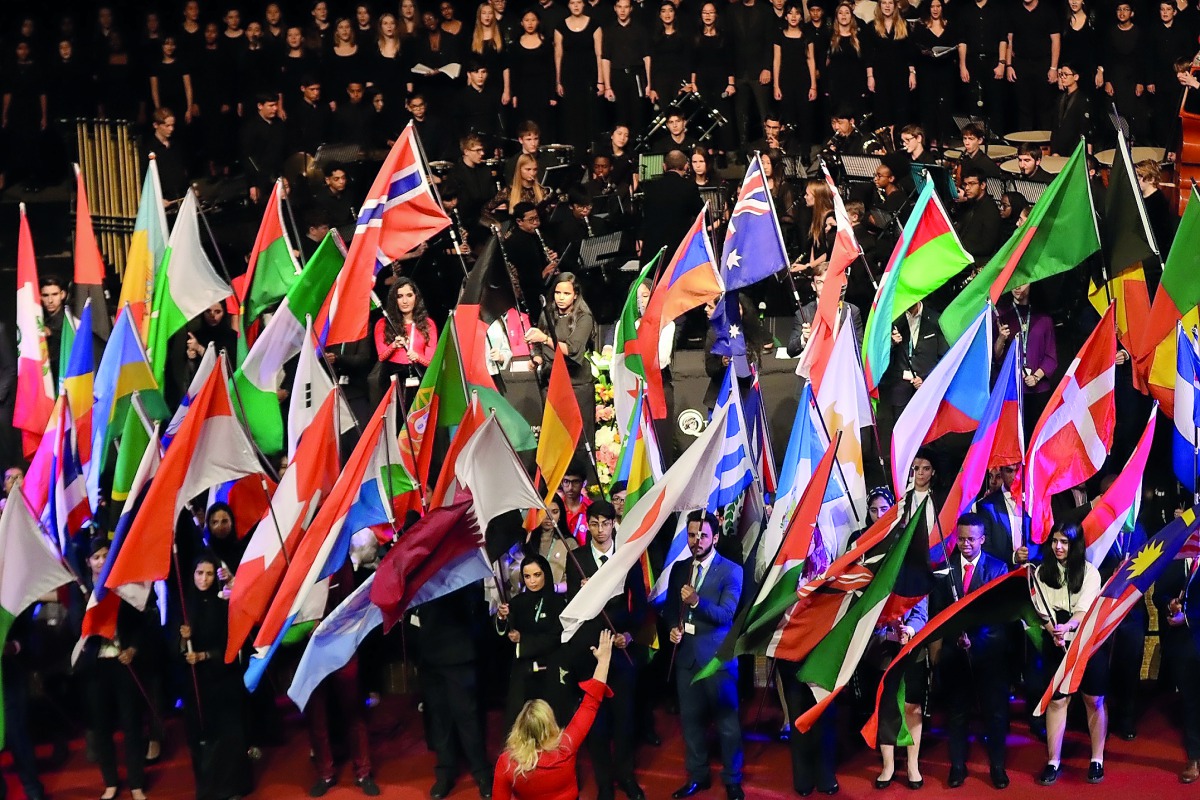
[956,122,1003,180]
[505,201,560,311]
[823,105,867,155]
[484,153,549,223]
[551,185,607,252]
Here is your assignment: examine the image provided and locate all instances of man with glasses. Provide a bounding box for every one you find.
[1050,63,1091,156]
[558,462,592,545]
[450,134,496,230]
[931,513,1013,790]
[953,165,1002,262]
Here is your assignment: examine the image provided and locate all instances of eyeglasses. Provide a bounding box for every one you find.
[1057,70,1076,78]
[561,477,584,486]
[962,179,981,187]
[591,519,615,530]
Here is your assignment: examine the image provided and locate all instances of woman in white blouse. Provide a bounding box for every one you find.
[1031,522,1105,786]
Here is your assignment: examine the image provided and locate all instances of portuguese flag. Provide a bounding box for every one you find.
[242,179,301,325]
[940,139,1100,344]
[863,181,972,395]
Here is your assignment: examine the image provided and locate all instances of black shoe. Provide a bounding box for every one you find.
[618,780,646,800]
[356,776,381,797]
[907,778,924,790]
[874,774,893,790]
[430,780,453,799]
[725,784,746,800]
[309,778,336,798]
[1087,762,1104,784]
[796,790,814,798]
[818,784,840,795]
[1037,764,1061,786]
[948,766,967,789]
[672,780,712,799]
[990,767,1010,789]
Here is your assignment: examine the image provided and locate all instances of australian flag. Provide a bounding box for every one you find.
[720,156,789,292]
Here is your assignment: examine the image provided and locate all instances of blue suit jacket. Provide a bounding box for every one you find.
[663,552,743,671]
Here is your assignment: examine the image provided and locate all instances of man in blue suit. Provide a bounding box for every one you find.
[665,511,744,800]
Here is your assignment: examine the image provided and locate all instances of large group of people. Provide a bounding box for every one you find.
[4,0,1200,799]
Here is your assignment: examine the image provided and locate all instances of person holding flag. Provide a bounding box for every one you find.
[1154,547,1200,783]
[526,274,596,449]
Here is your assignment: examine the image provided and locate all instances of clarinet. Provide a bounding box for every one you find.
[491,224,531,317]
[449,206,470,255]
[584,213,595,238]
[534,228,557,277]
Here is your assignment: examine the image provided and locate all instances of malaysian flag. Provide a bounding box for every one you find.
[720,156,788,292]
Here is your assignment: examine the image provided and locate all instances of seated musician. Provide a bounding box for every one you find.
[405,94,451,161]
[651,110,701,155]
[484,153,548,222]
[953,166,1002,263]
[1014,142,1053,184]
[743,112,799,162]
[504,121,557,183]
[899,124,938,165]
[451,134,500,232]
[584,153,632,204]
[824,106,867,156]
[506,201,559,310]
[873,154,910,220]
[958,122,1003,180]
[551,186,608,252]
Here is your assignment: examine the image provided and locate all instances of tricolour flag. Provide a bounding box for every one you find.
[612,258,659,439]
[721,156,788,291]
[1174,325,1200,492]
[60,302,96,479]
[241,179,301,324]
[14,203,54,459]
[863,181,972,394]
[454,236,514,389]
[117,158,169,340]
[322,123,451,345]
[72,165,112,341]
[1026,305,1116,543]
[1082,406,1156,566]
[891,307,991,492]
[45,398,91,553]
[533,348,583,521]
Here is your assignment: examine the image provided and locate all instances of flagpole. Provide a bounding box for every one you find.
[222,350,282,484]
[280,181,307,270]
[807,391,861,524]
[382,377,407,543]
[544,518,634,665]
[193,187,243,308]
[392,376,428,513]
[171,539,207,731]
[1014,330,1031,554]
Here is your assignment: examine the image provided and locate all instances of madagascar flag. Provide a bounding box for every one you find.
[241,179,301,324]
[940,140,1100,344]
[531,347,583,528]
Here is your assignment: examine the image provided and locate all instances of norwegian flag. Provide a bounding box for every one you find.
[1026,305,1117,543]
[720,156,788,291]
[321,123,451,345]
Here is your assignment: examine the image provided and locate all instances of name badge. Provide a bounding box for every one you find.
[684,622,696,635]
[902,370,914,381]
[338,375,349,385]
[405,376,419,387]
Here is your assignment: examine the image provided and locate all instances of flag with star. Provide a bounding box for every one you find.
[720,156,789,292]
[710,294,746,359]
[1035,503,1200,714]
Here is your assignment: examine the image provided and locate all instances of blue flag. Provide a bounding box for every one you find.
[721,157,788,291]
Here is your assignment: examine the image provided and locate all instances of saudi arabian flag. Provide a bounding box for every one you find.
[234,232,345,455]
[243,180,302,324]
[147,192,233,385]
[612,254,661,440]
[0,495,75,747]
[862,181,972,394]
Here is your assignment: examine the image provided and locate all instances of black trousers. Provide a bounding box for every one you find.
[1164,633,1200,760]
[1107,616,1145,733]
[86,658,146,790]
[1,666,43,799]
[584,657,638,797]
[1012,61,1054,130]
[609,69,646,136]
[676,663,743,786]
[421,662,491,787]
[780,668,837,794]
[965,58,1007,135]
[940,644,1009,771]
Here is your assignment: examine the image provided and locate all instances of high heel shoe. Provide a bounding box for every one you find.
[906,778,924,790]
[875,775,893,790]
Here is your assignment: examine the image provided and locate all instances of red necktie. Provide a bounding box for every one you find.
[963,562,975,594]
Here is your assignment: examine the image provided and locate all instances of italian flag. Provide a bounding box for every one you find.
[612,257,659,440]
[117,159,168,341]
[147,192,233,385]
[234,232,345,455]
[862,181,972,395]
[0,495,75,747]
[240,180,301,325]
[14,203,54,459]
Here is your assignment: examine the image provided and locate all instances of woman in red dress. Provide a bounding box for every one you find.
[493,630,614,800]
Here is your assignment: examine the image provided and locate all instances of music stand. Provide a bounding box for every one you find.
[315,142,364,166]
[911,163,959,204]
[841,154,883,180]
[699,186,728,230]
[639,153,665,181]
[578,231,630,284]
[1012,178,1048,204]
[541,163,581,193]
[781,154,808,180]
[984,177,1006,203]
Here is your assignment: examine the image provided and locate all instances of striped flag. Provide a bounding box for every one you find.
[1082,406,1156,566]
[14,203,54,459]
[117,158,169,340]
[532,348,583,525]
[709,364,755,510]
[71,165,112,341]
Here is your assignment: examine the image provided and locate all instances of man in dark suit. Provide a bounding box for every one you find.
[1154,551,1200,783]
[954,166,1003,263]
[565,501,648,800]
[664,511,744,800]
[931,513,1012,789]
[785,268,864,358]
[882,301,948,417]
[975,464,1032,568]
[638,149,703,264]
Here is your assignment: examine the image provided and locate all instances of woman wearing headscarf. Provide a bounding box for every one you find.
[178,552,253,800]
[497,554,569,727]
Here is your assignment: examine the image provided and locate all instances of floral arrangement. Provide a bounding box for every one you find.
[590,346,621,495]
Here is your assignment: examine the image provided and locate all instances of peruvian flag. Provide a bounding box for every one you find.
[104,354,265,589]
[14,203,54,459]
[1026,305,1117,543]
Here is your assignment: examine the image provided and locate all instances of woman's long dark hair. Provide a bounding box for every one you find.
[1037,522,1087,594]
[385,276,433,342]
[544,272,593,343]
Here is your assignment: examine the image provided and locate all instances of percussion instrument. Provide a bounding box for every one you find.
[1000,155,1068,174]
[428,160,454,178]
[1004,130,1052,145]
[539,144,575,166]
[284,152,326,191]
[944,145,1017,161]
[75,118,141,275]
[1094,147,1167,167]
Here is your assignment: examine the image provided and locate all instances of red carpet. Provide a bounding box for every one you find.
[14,686,1194,799]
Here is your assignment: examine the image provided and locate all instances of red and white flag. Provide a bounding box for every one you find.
[1026,305,1116,543]
[14,204,54,459]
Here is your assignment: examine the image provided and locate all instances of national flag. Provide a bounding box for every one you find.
[0,494,76,746]
[246,389,414,689]
[60,302,96,478]
[163,345,216,450]
[1082,406,1156,566]
[863,181,972,394]
[454,236,513,388]
[117,158,169,340]
[637,211,723,419]
[88,310,163,509]
[14,203,54,460]
[612,257,659,439]
[227,391,342,661]
[241,179,302,324]
[891,307,991,492]
[743,373,777,495]
[234,233,345,455]
[287,320,355,461]
[45,398,91,553]
[560,405,730,642]
[533,348,584,521]
[936,341,1024,553]
[709,365,755,509]
[104,356,263,591]
[940,140,1100,344]
[20,398,61,523]
[708,292,746,363]
[72,165,112,341]
[1175,325,1200,491]
[1026,305,1117,543]
[111,392,156,503]
[146,191,233,385]
[720,156,789,291]
[454,412,547,532]
[793,506,924,731]
[863,566,1040,748]
[814,318,871,534]
[322,123,451,345]
[614,395,665,597]
[1036,504,1200,715]
[429,394,484,510]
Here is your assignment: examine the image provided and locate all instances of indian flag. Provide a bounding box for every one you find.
[612,257,659,440]
[242,179,301,324]
[147,191,233,385]
[0,495,75,746]
[118,158,169,341]
[862,181,971,395]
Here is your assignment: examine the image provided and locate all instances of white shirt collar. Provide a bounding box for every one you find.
[592,541,615,562]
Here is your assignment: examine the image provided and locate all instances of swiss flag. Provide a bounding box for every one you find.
[1026,305,1116,543]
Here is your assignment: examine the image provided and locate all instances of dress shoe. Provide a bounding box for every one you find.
[1037,764,1061,786]
[907,778,924,790]
[725,783,745,800]
[356,776,382,797]
[309,778,336,798]
[818,783,839,795]
[947,766,967,789]
[1087,762,1104,784]
[874,774,893,790]
[672,780,711,799]
[990,767,1009,789]
[1180,760,1200,784]
[618,780,646,800]
[429,780,454,799]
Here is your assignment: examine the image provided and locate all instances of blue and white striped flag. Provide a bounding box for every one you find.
[709,364,756,510]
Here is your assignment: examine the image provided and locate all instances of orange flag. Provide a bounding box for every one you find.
[529,348,583,528]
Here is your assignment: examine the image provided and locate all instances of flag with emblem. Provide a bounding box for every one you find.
[813,318,871,536]
[14,203,54,460]
[610,258,658,439]
[1026,305,1116,543]
[720,156,788,291]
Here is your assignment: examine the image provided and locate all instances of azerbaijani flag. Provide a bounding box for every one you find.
[117,158,169,340]
[863,181,972,395]
[14,203,54,460]
[240,179,301,324]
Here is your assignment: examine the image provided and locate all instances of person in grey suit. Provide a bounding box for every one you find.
[665,511,745,800]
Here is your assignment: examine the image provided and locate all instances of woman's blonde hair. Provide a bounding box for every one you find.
[472,3,504,53]
[505,699,562,777]
[830,2,860,53]
[509,154,547,207]
[1135,159,1161,186]
[874,1,909,39]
